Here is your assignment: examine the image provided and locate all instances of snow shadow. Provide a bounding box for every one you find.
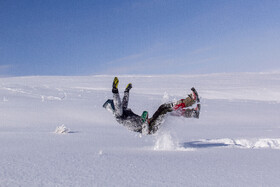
[180,138,280,150]
[181,141,230,149]
[67,131,79,134]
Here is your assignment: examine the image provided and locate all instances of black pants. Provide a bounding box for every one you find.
[148,103,173,134]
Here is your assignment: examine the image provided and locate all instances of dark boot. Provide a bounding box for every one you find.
[125,83,132,92]
[112,77,119,93]
[191,87,200,102]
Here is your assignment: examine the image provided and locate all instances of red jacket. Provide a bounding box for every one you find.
[173,99,186,116]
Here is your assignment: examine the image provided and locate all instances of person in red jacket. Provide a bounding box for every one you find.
[147,87,200,134]
[171,87,200,118]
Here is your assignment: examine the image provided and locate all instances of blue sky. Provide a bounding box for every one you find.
[1,0,280,76]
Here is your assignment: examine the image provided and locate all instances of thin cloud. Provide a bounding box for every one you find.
[102,42,219,75]
[103,43,168,74]
[189,46,215,56]
[104,55,177,74]
[0,65,12,76]
[0,65,11,70]
[106,53,144,66]
[189,57,221,65]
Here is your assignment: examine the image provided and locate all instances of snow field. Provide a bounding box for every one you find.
[0,72,280,186]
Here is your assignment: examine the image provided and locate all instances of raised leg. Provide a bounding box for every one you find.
[122,91,129,110]
[113,92,123,117]
[122,83,132,110]
[148,103,173,133]
[112,77,123,117]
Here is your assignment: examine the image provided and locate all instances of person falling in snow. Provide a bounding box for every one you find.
[103,77,200,134]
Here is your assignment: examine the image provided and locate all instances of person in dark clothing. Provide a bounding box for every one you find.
[110,77,146,133]
[105,77,200,134]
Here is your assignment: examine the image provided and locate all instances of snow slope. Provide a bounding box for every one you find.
[0,72,280,186]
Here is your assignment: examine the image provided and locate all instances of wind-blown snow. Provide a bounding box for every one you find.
[0,72,280,186]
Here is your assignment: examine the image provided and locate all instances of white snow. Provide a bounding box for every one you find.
[54,125,71,134]
[0,72,280,186]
